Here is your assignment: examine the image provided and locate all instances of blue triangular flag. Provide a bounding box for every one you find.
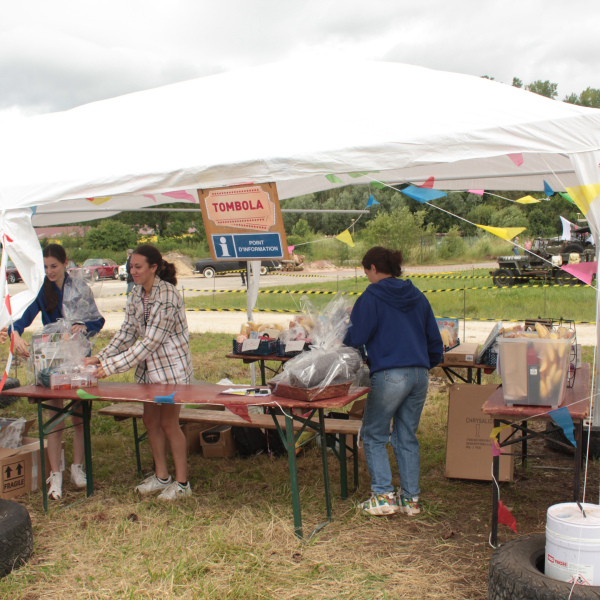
[154,392,176,404]
[544,181,555,197]
[548,406,576,446]
[401,185,447,203]
[366,195,380,208]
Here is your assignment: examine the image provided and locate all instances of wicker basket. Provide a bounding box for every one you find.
[275,339,311,357]
[232,339,276,356]
[268,381,352,401]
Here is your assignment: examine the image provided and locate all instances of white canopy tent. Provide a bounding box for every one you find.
[1,59,600,414]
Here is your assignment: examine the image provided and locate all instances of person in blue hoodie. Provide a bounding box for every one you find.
[11,244,105,501]
[343,246,443,517]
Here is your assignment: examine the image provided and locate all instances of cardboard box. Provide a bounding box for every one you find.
[182,422,213,454]
[348,398,366,420]
[445,384,514,482]
[0,437,65,499]
[444,343,479,365]
[200,425,236,458]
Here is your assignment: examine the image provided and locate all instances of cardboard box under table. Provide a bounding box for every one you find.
[1,381,368,539]
[0,437,65,500]
[200,425,236,458]
[445,384,514,482]
[482,362,590,546]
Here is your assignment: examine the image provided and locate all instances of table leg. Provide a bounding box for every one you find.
[82,401,93,498]
[259,360,267,386]
[318,409,333,522]
[353,435,359,492]
[284,411,303,538]
[491,418,500,547]
[521,420,528,468]
[467,367,473,384]
[37,401,48,512]
[338,434,348,499]
[476,368,482,385]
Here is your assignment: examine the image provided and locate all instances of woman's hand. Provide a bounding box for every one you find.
[94,366,108,379]
[71,324,87,335]
[13,332,30,358]
[0,327,7,344]
[83,356,100,367]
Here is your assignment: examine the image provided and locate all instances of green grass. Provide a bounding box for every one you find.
[183,269,597,323]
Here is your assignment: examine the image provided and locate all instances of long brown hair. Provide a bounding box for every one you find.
[361,246,403,277]
[43,244,67,313]
[132,244,177,285]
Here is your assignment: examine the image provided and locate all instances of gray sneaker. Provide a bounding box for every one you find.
[70,464,87,488]
[135,474,172,497]
[46,471,63,500]
[158,481,192,501]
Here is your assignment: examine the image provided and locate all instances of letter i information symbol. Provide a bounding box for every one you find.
[213,235,236,258]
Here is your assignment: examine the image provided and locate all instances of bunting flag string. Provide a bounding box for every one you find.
[400,185,447,203]
[515,195,541,204]
[544,181,555,197]
[559,262,597,286]
[475,225,526,241]
[366,195,379,208]
[565,184,600,216]
[507,153,524,166]
[560,216,573,241]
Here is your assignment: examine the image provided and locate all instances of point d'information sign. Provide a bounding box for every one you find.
[198,183,289,262]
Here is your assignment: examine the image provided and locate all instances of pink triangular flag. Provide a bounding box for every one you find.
[468,189,485,195]
[418,176,435,189]
[226,404,252,423]
[288,245,295,253]
[559,262,597,286]
[508,153,524,166]
[492,439,502,456]
[498,501,518,532]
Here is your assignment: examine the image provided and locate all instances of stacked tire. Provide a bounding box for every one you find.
[0,500,33,577]
[488,534,600,599]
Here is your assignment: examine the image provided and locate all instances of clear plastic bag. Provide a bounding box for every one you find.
[269,294,363,395]
[61,276,103,331]
[29,319,96,386]
[0,417,26,449]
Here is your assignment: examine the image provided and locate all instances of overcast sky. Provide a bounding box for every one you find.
[1,0,598,127]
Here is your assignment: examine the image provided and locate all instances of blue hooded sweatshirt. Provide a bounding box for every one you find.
[343,277,443,374]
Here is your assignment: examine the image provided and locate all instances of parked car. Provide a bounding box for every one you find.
[65,260,81,278]
[6,260,22,284]
[194,258,282,278]
[118,264,127,281]
[82,258,120,281]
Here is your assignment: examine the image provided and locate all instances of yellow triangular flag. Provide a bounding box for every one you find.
[490,425,511,440]
[515,195,541,204]
[476,225,526,241]
[85,196,112,205]
[565,184,600,217]
[335,229,355,247]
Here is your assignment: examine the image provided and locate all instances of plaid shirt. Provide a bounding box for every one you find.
[98,278,193,384]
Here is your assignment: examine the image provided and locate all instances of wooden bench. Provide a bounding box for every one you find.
[98,403,363,499]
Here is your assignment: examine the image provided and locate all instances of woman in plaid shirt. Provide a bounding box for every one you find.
[85,244,193,501]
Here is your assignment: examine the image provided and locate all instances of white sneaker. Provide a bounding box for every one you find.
[70,464,87,488]
[46,471,62,500]
[158,481,192,501]
[135,474,172,497]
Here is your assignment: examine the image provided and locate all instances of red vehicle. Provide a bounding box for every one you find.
[82,258,119,281]
[6,260,22,284]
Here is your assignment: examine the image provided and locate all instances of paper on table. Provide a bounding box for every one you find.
[220,388,271,396]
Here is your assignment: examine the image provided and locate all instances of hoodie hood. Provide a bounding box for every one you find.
[364,277,422,312]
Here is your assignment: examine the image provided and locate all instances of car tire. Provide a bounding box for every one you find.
[260,266,268,276]
[113,268,119,279]
[562,242,585,255]
[492,268,515,287]
[0,500,33,578]
[92,271,99,282]
[203,267,215,279]
[0,377,21,409]
[6,274,16,284]
[554,270,576,286]
[488,533,600,598]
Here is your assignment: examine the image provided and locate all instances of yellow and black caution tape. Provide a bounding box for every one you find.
[272,272,329,278]
[407,274,491,280]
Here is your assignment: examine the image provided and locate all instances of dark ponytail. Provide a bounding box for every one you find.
[42,244,67,313]
[132,244,177,286]
[361,246,403,278]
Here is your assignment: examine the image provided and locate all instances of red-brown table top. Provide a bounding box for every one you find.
[2,382,369,410]
[481,363,590,421]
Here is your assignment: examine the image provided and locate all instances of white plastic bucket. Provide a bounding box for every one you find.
[546,502,600,585]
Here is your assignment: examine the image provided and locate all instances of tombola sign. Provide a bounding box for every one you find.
[198,183,289,261]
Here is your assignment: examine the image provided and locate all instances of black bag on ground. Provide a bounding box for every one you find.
[232,427,269,457]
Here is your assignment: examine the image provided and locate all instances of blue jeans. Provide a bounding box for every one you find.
[362,367,429,498]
